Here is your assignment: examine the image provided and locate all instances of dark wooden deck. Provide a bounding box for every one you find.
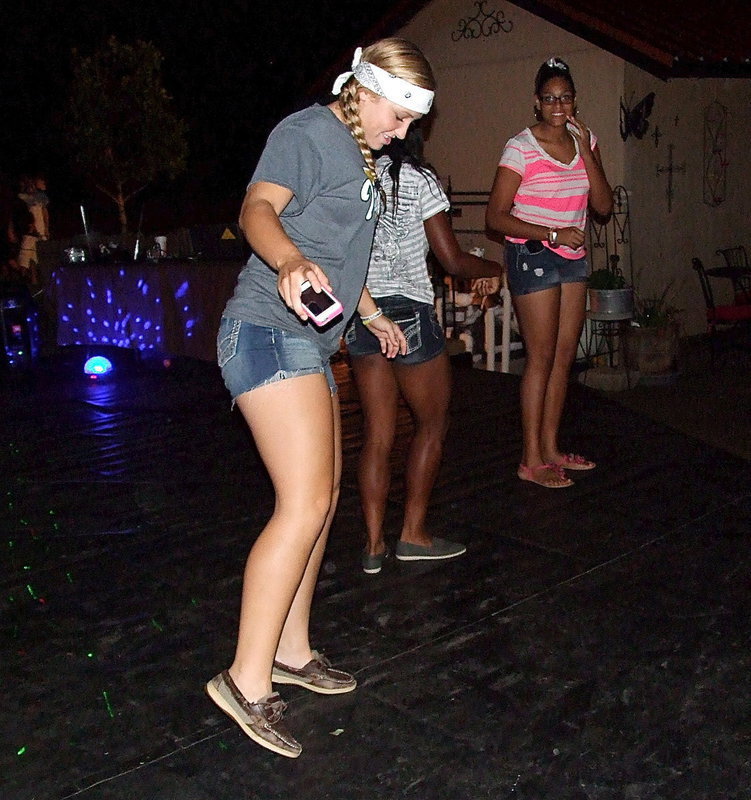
[2,351,749,799]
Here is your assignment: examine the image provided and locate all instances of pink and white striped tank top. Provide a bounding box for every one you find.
[499,127,597,260]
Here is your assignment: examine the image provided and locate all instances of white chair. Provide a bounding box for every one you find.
[482,275,517,373]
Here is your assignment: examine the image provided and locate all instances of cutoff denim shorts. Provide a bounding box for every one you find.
[505,241,588,296]
[217,316,336,401]
[344,295,445,365]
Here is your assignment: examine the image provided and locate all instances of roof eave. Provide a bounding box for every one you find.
[512,0,751,79]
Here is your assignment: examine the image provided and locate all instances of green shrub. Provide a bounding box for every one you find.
[588,267,627,290]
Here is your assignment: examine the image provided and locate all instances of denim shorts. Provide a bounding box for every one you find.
[217,317,336,401]
[505,241,588,296]
[344,295,445,365]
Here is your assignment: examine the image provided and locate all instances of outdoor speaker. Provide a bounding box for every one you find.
[0,283,40,370]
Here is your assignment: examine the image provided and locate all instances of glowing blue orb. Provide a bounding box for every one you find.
[83,356,114,376]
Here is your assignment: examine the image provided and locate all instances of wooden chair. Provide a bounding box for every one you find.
[692,257,751,364]
[716,245,749,269]
[715,246,751,303]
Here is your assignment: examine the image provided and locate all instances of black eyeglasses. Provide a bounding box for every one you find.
[540,94,574,105]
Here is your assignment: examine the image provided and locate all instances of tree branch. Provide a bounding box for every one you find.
[124,185,148,203]
[94,184,119,203]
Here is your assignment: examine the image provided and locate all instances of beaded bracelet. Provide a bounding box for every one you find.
[360,308,383,326]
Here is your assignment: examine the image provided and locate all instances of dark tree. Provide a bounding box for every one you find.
[67,36,188,233]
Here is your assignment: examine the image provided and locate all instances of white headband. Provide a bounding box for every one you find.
[332,47,434,115]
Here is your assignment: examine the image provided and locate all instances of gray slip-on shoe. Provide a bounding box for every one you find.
[395,537,467,562]
[205,671,301,758]
[361,548,388,574]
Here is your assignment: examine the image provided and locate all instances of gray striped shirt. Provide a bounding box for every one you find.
[366,156,450,304]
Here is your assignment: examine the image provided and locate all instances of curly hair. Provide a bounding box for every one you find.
[381,127,443,221]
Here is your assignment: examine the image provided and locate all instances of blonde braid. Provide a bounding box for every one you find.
[335,39,435,209]
[338,78,380,188]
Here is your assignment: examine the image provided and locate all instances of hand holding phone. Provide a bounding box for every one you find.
[299,280,343,327]
[566,115,592,149]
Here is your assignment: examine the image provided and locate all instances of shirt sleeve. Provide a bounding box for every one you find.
[499,135,525,178]
[249,119,323,216]
[418,170,450,222]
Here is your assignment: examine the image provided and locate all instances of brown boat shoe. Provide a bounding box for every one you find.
[205,670,302,758]
[272,650,357,695]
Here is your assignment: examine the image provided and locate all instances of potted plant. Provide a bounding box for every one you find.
[626,286,682,378]
[588,255,634,317]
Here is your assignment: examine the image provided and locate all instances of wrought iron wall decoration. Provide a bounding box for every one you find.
[656,143,686,213]
[703,101,728,207]
[588,185,633,284]
[451,1,513,41]
[619,92,655,141]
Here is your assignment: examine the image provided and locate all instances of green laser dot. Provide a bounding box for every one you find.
[17,746,26,756]
[151,619,164,632]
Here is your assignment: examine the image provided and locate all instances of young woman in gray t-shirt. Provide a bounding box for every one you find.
[206,38,435,758]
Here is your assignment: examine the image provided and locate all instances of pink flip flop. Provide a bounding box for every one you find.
[555,453,596,471]
[517,463,573,488]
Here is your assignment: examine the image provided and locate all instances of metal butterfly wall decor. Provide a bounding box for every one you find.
[619,92,656,141]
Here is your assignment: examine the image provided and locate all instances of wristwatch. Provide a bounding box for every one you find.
[548,229,559,248]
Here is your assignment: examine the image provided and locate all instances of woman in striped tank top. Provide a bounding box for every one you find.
[486,57,613,488]
[347,130,503,573]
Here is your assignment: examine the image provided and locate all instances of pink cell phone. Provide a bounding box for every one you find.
[300,280,343,326]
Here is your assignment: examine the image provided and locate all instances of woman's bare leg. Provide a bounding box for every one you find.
[513,287,570,487]
[541,282,587,463]
[228,373,337,702]
[275,390,342,668]
[514,287,560,467]
[350,354,399,556]
[394,351,451,545]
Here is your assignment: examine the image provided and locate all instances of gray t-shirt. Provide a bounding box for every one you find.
[223,105,379,356]
[366,156,450,305]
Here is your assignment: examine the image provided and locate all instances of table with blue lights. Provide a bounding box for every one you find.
[53,260,243,362]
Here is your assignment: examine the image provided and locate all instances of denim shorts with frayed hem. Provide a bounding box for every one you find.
[344,295,445,365]
[217,317,336,403]
[505,241,588,296]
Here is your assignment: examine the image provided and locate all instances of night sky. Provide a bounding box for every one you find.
[2,0,407,235]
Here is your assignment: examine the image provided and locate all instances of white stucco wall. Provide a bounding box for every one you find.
[623,64,751,334]
[395,0,751,335]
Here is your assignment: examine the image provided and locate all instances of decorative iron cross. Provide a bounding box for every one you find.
[703,101,728,207]
[656,144,686,213]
